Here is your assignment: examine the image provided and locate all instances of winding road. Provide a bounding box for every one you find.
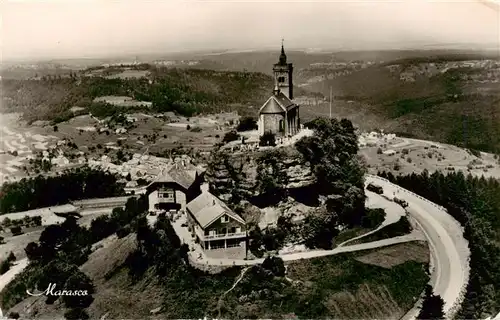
[365,175,470,319]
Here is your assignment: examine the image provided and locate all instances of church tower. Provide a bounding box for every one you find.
[273,40,294,99]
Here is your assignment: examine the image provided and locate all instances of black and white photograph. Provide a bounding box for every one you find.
[0,1,499,319]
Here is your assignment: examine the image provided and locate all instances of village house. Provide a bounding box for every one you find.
[146,160,204,214]
[186,191,247,251]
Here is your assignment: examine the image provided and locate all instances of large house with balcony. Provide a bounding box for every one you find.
[186,191,247,251]
[146,162,204,214]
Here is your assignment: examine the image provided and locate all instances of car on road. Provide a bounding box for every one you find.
[367,183,384,194]
[394,197,408,208]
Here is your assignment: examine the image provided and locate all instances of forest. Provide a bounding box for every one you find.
[0,167,124,214]
[377,170,500,319]
[0,66,273,123]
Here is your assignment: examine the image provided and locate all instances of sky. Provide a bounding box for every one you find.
[1,0,499,61]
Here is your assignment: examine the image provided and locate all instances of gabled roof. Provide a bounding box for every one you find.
[167,167,197,190]
[187,192,245,228]
[259,92,297,114]
[149,165,198,191]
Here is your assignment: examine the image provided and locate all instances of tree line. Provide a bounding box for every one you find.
[0,167,124,214]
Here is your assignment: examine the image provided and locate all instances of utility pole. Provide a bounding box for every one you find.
[329,86,333,119]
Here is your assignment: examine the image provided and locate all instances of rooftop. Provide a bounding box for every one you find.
[187,192,245,228]
[259,92,297,114]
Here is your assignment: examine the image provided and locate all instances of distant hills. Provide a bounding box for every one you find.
[2,49,500,153]
[302,56,500,153]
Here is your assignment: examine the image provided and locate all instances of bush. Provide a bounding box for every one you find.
[64,308,89,320]
[222,130,239,143]
[0,259,11,275]
[186,125,191,130]
[407,157,413,163]
[262,256,285,277]
[402,148,409,155]
[259,132,276,147]
[7,312,20,319]
[116,226,131,239]
[377,147,383,154]
[361,208,386,228]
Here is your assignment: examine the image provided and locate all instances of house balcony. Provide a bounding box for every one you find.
[194,225,246,241]
[157,197,175,203]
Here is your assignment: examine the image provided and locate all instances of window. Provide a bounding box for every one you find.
[236,227,241,233]
[221,215,229,223]
[158,188,174,200]
[230,227,236,234]
[209,229,216,236]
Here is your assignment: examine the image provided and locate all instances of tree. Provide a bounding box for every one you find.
[301,205,340,249]
[255,150,288,204]
[237,117,258,132]
[417,285,445,320]
[7,251,16,262]
[25,242,42,261]
[262,256,285,277]
[0,259,11,275]
[62,271,95,309]
[222,130,239,143]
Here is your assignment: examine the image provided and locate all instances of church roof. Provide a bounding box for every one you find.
[259,92,297,114]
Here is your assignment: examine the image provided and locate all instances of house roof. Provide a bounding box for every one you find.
[151,165,198,190]
[259,92,297,114]
[187,192,245,228]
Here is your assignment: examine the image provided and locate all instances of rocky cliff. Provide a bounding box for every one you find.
[205,147,315,202]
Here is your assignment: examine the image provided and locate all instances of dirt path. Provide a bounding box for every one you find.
[216,267,250,318]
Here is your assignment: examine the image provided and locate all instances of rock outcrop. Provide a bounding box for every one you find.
[205,148,315,201]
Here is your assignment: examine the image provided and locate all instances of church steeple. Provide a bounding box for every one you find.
[273,39,293,99]
[279,39,287,65]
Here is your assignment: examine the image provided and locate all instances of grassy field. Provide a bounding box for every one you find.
[221,241,429,319]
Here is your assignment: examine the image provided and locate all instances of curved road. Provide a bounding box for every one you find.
[365,175,470,319]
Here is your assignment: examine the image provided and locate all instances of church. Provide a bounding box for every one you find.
[258,43,300,137]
